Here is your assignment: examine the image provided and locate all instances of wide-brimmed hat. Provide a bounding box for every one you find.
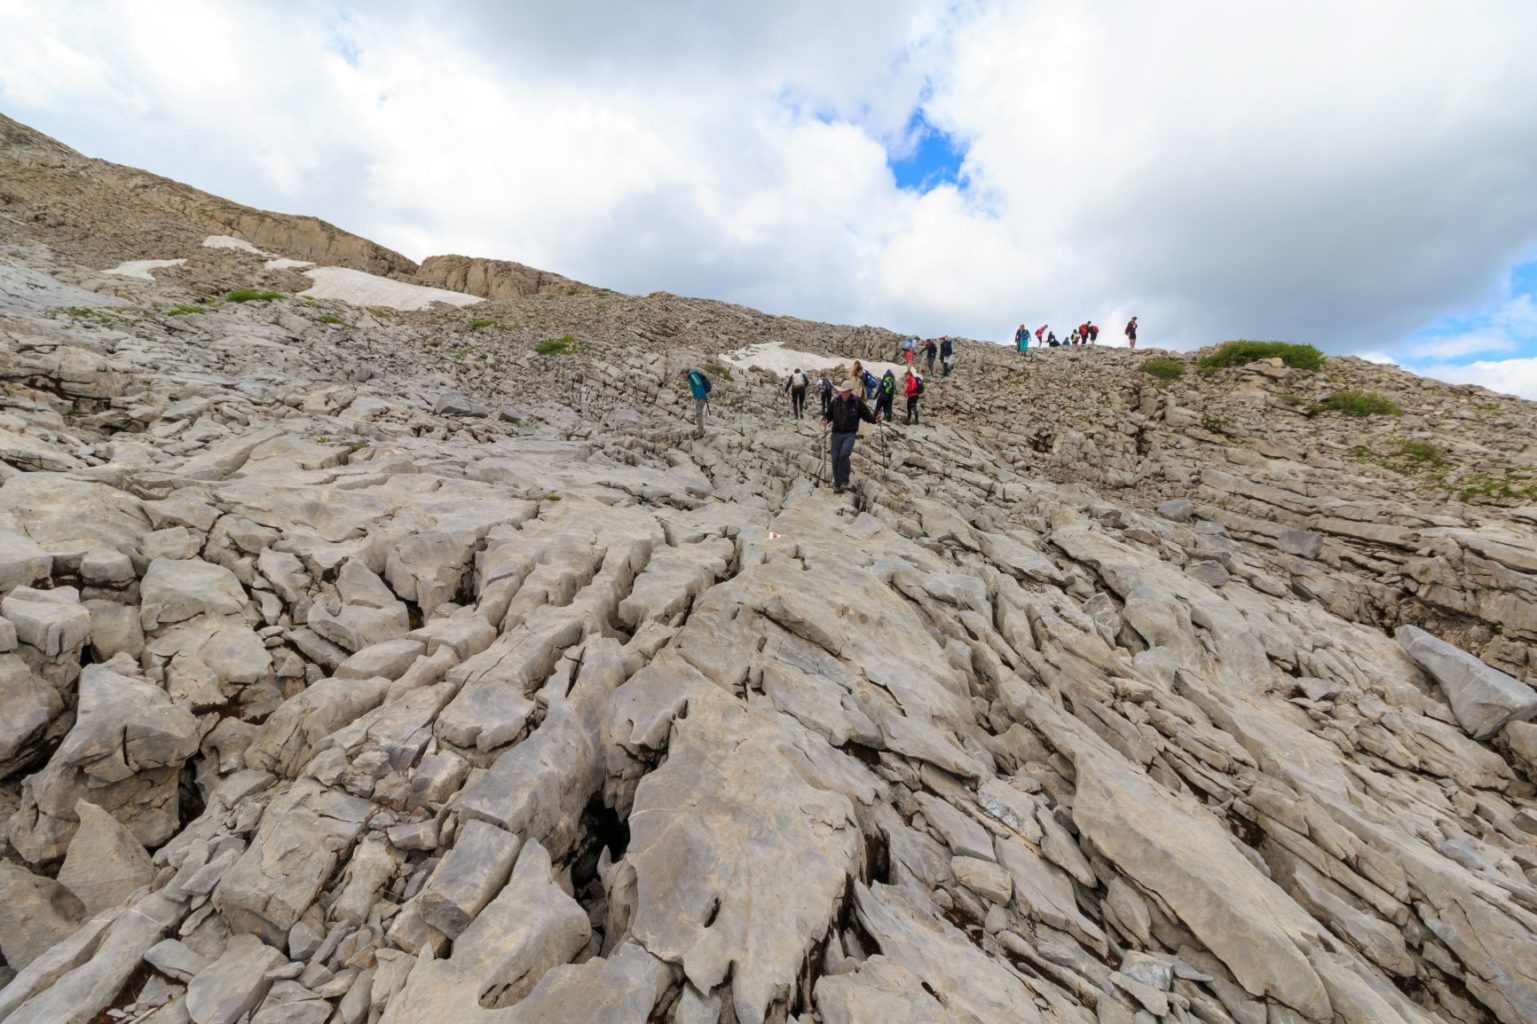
[838,379,856,393]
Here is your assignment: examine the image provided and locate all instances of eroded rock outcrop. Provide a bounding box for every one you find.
[1,128,1535,1024]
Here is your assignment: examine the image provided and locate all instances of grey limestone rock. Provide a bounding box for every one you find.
[1398,624,1537,739]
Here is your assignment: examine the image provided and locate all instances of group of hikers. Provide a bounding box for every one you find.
[679,313,1142,492]
[1013,316,1139,352]
[784,361,922,422]
[682,358,923,494]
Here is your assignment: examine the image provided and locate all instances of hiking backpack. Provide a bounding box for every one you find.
[914,377,925,396]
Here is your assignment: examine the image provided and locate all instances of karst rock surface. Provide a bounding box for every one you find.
[1,114,1537,1024]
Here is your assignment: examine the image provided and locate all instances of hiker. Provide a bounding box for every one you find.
[940,336,955,377]
[1015,324,1030,354]
[875,369,897,422]
[1036,324,1047,344]
[902,335,916,368]
[903,369,923,424]
[923,337,938,376]
[1078,322,1090,346]
[1125,316,1139,349]
[680,368,711,437]
[1047,331,1059,347]
[1088,322,1099,344]
[784,367,808,419]
[816,372,834,416]
[821,378,878,493]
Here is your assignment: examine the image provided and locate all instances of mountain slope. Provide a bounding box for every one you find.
[0,114,1534,1024]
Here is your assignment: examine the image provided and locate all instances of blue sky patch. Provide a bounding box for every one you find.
[888,110,964,193]
[1399,255,1537,366]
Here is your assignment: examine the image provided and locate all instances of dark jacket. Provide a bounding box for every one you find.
[824,392,878,433]
[940,338,954,358]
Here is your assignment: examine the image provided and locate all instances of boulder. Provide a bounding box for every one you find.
[56,800,155,916]
[0,861,86,969]
[1397,625,1537,739]
[140,558,247,630]
[10,662,200,862]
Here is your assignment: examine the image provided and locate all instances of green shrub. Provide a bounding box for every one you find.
[469,317,495,329]
[1456,467,1537,504]
[224,289,284,303]
[704,361,734,382]
[1313,390,1401,417]
[535,335,576,356]
[1198,340,1324,372]
[1141,358,1185,382]
[319,313,344,324]
[165,304,205,316]
[1395,440,1447,468]
[1351,439,1449,475]
[1200,413,1231,434]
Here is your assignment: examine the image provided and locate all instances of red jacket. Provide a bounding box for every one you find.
[904,375,920,397]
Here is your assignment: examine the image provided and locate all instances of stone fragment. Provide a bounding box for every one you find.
[57,800,156,916]
[185,933,287,1024]
[140,558,247,630]
[951,855,1013,905]
[213,781,373,945]
[417,819,521,938]
[0,860,86,969]
[378,840,590,1022]
[10,662,200,861]
[1397,625,1537,739]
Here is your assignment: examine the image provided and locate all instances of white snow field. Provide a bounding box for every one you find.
[104,258,186,281]
[298,266,481,310]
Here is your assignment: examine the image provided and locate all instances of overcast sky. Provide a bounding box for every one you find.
[4,1,1537,395]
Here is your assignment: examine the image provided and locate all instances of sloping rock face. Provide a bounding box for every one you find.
[415,254,594,300]
[1,139,1537,1023]
[0,113,415,276]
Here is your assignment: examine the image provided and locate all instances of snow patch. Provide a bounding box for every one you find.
[720,341,906,380]
[202,235,269,255]
[104,258,186,281]
[298,266,480,311]
[265,258,314,271]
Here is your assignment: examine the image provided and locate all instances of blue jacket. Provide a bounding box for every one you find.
[686,370,709,401]
[940,339,954,358]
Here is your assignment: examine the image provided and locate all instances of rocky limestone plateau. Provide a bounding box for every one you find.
[1,118,1537,1024]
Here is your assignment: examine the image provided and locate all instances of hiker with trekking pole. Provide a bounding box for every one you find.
[821,378,878,494]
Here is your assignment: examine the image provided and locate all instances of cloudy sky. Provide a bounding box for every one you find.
[4,1,1537,395]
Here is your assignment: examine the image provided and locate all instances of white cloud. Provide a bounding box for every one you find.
[1402,293,1537,361]
[1411,357,1537,400]
[3,1,1537,353]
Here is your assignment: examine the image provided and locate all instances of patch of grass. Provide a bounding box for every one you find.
[704,361,734,382]
[446,346,472,358]
[318,313,344,325]
[1277,393,1304,406]
[535,335,576,356]
[1199,413,1231,435]
[1351,439,1449,477]
[1198,340,1325,372]
[224,289,284,303]
[469,317,496,329]
[1455,467,1537,504]
[1141,358,1185,383]
[1312,390,1401,417]
[545,493,562,501]
[165,303,205,316]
